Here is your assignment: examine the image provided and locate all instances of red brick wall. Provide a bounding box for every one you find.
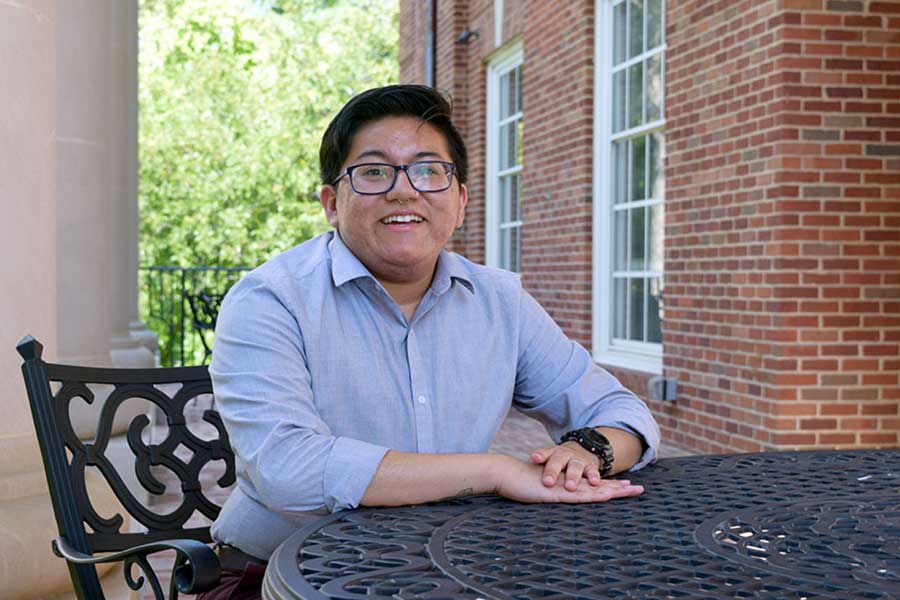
[399,0,428,84]
[664,0,900,453]
[400,0,900,454]
[412,0,598,347]
[518,1,596,348]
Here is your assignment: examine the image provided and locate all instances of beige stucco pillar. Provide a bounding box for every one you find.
[57,0,154,369]
[1,1,150,598]
[0,3,71,597]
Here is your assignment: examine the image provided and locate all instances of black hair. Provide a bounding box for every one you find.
[319,84,468,187]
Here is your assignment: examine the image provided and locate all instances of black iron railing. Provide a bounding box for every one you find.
[139,266,252,366]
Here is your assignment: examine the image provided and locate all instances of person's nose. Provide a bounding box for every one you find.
[385,166,419,203]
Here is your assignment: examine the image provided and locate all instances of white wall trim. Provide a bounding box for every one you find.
[592,0,663,375]
[485,40,523,269]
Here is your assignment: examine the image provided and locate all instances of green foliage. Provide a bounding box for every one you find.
[138,0,399,269]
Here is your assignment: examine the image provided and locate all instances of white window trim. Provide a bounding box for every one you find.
[592,0,663,375]
[485,40,523,269]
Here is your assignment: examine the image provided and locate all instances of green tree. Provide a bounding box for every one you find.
[139,0,397,364]
[139,0,399,269]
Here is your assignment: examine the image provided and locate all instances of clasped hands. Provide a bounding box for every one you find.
[493,441,643,504]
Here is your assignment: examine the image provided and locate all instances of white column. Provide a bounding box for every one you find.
[56,0,154,368]
[0,3,71,597]
[108,0,157,366]
[0,2,147,596]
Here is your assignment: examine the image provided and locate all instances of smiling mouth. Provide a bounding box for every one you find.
[381,215,424,224]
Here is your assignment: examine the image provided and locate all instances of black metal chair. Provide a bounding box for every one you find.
[186,290,225,364]
[17,335,235,600]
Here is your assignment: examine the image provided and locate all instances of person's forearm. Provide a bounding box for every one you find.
[360,450,509,506]
[597,427,645,475]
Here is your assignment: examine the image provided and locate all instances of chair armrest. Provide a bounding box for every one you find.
[52,536,221,600]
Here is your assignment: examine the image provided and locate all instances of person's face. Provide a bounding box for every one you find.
[320,116,468,284]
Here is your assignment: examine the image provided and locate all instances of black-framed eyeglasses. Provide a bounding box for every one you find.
[332,161,456,195]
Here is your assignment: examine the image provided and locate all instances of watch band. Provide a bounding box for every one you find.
[560,427,615,477]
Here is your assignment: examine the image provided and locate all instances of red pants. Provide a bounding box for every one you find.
[196,562,266,600]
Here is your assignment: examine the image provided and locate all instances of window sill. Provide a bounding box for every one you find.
[593,348,662,376]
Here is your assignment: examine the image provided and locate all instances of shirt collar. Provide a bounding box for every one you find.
[328,230,475,295]
[432,250,475,295]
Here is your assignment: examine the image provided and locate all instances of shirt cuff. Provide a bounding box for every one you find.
[323,436,390,512]
[593,420,660,472]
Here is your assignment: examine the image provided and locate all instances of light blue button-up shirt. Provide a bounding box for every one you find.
[209,231,660,558]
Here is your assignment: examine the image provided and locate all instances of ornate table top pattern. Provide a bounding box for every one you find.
[263,450,900,599]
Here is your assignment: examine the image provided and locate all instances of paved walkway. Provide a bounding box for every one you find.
[137,407,688,599]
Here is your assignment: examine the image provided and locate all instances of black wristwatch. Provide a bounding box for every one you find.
[560,428,615,477]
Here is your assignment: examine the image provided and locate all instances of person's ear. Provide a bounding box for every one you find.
[320,184,340,229]
[455,183,468,229]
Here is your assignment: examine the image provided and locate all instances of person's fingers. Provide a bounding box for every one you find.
[530,446,556,464]
[541,452,569,487]
[584,463,602,486]
[564,458,587,491]
[559,481,644,503]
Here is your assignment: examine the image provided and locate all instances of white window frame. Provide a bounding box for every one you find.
[593,0,665,374]
[485,40,523,270]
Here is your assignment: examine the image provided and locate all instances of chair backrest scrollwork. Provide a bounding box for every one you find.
[17,335,235,599]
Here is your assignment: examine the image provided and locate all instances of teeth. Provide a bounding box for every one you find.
[382,215,423,224]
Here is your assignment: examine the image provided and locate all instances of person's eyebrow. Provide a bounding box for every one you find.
[353,149,446,162]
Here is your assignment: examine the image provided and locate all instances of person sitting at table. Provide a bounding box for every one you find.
[200,84,661,600]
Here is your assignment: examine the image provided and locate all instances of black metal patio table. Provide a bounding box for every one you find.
[262,450,900,599]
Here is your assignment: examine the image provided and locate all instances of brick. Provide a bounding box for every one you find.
[866,145,900,156]
[861,403,899,415]
[860,433,899,444]
[819,403,859,415]
[840,417,878,430]
[819,432,857,444]
[785,0,824,7]
[871,2,900,13]
[777,402,820,415]
[844,16,884,28]
[773,433,817,446]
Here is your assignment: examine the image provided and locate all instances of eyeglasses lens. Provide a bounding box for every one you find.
[351,162,452,194]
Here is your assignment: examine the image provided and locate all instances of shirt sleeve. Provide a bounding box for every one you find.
[209,273,390,514]
[511,287,661,470]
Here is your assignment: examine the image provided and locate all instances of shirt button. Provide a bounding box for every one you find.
[417,395,427,404]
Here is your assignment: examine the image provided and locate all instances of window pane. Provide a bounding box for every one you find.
[613,2,627,65]
[511,226,520,272]
[628,62,643,129]
[647,53,662,122]
[499,175,521,225]
[499,122,516,170]
[630,206,645,271]
[648,131,664,199]
[613,277,627,339]
[500,227,510,271]
[500,176,511,223]
[629,0,644,58]
[647,0,663,49]
[629,278,645,341]
[648,202,664,273]
[613,140,627,204]
[647,277,662,343]
[631,135,646,202]
[515,65,522,113]
[510,174,520,222]
[517,120,524,166]
[499,73,511,119]
[500,225,521,273]
[614,210,628,271]
[612,70,626,133]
